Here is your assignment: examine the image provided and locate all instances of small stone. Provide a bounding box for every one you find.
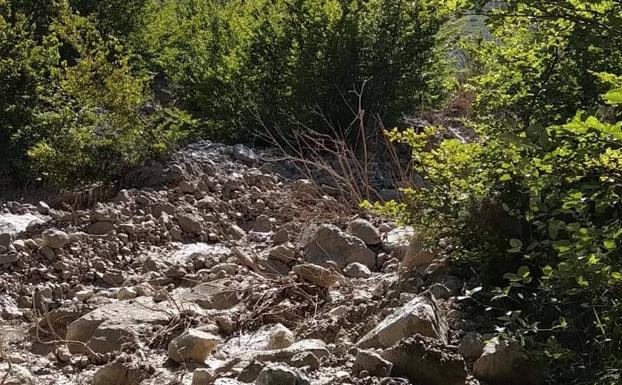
[347,219,381,245]
[255,364,309,385]
[343,262,371,278]
[41,229,70,249]
[176,213,203,234]
[272,228,290,244]
[267,323,295,350]
[293,263,340,288]
[192,368,214,385]
[75,290,94,301]
[237,360,264,383]
[269,243,296,263]
[168,329,220,363]
[253,215,272,233]
[459,332,484,361]
[40,246,55,260]
[87,221,115,235]
[118,287,138,300]
[37,201,51,215]
[291,352,320,370]
[216,315,234,333]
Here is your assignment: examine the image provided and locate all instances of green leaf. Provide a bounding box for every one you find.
[517,265,530,278]
[603,239,616,250]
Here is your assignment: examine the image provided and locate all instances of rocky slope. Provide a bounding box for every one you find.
[0,141,539,385]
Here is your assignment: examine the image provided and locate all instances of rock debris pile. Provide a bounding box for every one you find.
[0,142,541,385]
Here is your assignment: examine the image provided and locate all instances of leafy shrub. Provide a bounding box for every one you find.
[369,77,622,384]
[135,0,451,140]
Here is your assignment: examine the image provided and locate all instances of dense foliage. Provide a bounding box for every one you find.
[369,1,622,384]
[1,0,449,187]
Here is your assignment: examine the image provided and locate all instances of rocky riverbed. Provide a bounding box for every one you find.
[0,142,541,385]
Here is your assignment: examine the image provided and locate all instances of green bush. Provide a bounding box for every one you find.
[369,76,622,384]
[0,0,191,186]
[135,0,450,140]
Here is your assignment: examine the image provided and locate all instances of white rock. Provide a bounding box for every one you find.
[117,287,138,300]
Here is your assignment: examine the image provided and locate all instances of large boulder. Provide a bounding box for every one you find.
[168,329,221,363]
[65,298,171,354]
[302,224,376,269]
[357,295,449,348]
[473,340,543,385]
[347,219,381,245]
[382,335,467,385]
[41,229,70,249]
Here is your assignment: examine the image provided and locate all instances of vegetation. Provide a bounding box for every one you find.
[2,0,622,382]
[369,1,622,384]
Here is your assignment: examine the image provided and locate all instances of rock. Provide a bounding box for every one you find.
[382,335,467,385]
[343,262,371,278]
[152,203,175,217]
[36,201,51,215]
[168,329,221,363]
[269,243,296,263]
[290,352,320,370]
[0,232,13,248]
[92,361,146,385]
[0,363,36,385]
[75,289,94,301]
[352,349,393,377]
[253,215,272,233]
[210,263,239,276]
[66,298,172,354]
[41,229,70,249]
[459,332,484,360]
[473,339,543,385]
[189,279,246,310]
[292,179,316,198]
[232,144,258,165]
[253,339,330,363]
[255,364,309,385]
[179,180,196,194]
[272,229,290,244]
[402,236,436,269]
[216,315,235,333]
[302,224,376,269]
[176,213,203,234]
[292,263,340,288]
[87,221,115,235]
[237,360,264,383]
[118,287,138,300]
[357,295,449,348]
[267,323,295,350]
[347,219,381,245]
[382,227,414,258]
[229,224,247,240]
[192,368,215,385]
[214,379,244,385]
[39,246,55,260]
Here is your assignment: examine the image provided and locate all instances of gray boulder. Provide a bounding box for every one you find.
[382,335,467,385]
[473,339,543,385]
[302,224,376,269]
[347,219,381,245]
[357,295,449,348]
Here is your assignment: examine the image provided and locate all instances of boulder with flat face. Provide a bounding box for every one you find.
[302,224,376,269]
[473,339,543,385]
[65,298,171,354]
[382,335,467,385]
[357,295,449,349]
